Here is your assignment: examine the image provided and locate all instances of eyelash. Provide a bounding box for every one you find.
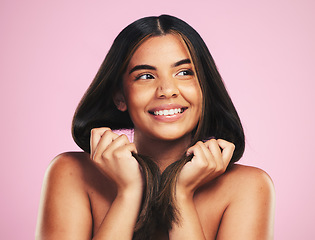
[135,73,154,80]
[134,69,194,80]
[177,69,194,76]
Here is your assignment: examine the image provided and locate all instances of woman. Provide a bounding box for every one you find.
[36,15,275,239]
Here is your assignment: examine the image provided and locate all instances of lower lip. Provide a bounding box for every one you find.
[150,111,186,122]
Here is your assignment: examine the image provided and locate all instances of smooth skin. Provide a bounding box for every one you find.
[36,35,275,239]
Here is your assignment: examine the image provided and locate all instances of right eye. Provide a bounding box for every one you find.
[135,73,155,80]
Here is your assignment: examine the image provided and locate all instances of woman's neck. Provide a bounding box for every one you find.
[134,131,191,172]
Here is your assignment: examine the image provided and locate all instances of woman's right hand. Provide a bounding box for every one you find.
[89,128,144,239]
[90,127,143,193]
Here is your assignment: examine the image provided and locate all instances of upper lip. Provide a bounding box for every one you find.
[148,104,188,113]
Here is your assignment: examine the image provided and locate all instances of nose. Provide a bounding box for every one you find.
[156,77,179,99]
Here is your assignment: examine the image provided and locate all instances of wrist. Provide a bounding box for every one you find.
[116,184,143,201]
[175,186,194,203]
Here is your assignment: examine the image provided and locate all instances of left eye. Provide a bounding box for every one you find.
[177,70,194,76]
[136,73,154,80]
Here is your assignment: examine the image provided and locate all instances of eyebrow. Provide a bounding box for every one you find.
[128,58,191,74]
[129,65,156,74]
[172,58,191,67]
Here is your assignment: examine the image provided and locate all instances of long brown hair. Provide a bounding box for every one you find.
[72,15,245,239]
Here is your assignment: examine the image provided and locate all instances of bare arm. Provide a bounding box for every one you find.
[169,139,234,240]
[35,154,93,240]
[90,128,143,239]
[93,188,142,240]
[216,167,275,240]
[169,191,206,239]
[36,128,143,240]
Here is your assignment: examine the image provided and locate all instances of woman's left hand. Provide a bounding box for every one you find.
[176,139,235,197]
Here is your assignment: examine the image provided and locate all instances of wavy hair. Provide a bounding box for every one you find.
[72,15,245,239]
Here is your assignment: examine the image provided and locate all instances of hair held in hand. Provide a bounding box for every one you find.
[71,15,245,239]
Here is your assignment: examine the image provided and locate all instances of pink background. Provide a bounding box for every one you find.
[1,0,314,239]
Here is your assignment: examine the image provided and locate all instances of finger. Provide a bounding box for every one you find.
[204,139,223,168]
[216,139,235,166]
[186,142,210,168]
[196,141,214,164]
[94,130,120,157]
[188,141,214,162]
[92,129,119,161]
[90,127,111,158]
[186,142,202,156]
[122,142,138,155]
[186,141,206,156]
[113,142,139,161]
[99,142,141,187]
[104,134,136,156]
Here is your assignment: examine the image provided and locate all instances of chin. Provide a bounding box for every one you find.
[150,130,192,142]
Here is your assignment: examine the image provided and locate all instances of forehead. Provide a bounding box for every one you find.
[127,34,192,67]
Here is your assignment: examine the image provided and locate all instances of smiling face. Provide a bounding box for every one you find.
[118,34,203,142]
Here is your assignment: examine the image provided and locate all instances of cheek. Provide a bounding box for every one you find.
[192,82,203,107]
[124,85,152,112]
[188,84,203,120]
[180,82,203,105]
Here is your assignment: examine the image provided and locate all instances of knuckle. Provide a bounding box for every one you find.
[112,149,123,159]
[217,162,224,171]
[130,143,137,151]
[205,138,216,146]
[197,159,208,169]
[217,168,225,175]
[92,155,102,164]
[119,134,129,142]
[230,142,236,150]
[207,161,216,170]
[90,128,98,136]
[195,141,204,147]
[112,150,119,158]
[202,161,209,169]
[100,151,110,161]
[103,129,112,137]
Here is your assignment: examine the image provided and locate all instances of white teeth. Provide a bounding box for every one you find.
[153,108,182,116]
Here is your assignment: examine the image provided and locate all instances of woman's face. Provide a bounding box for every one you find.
[120,34,203,141]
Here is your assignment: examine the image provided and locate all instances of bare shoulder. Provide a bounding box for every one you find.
[215,164,275,240]
[36,152,102,240]
[196,163,275,211]
[226,163,274,184]
[45,151,116,195]
[49,151,90,169]
[41,152,90,192]
[224,164,275,198]
[42,151,116,198]
[45,152,90,181]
